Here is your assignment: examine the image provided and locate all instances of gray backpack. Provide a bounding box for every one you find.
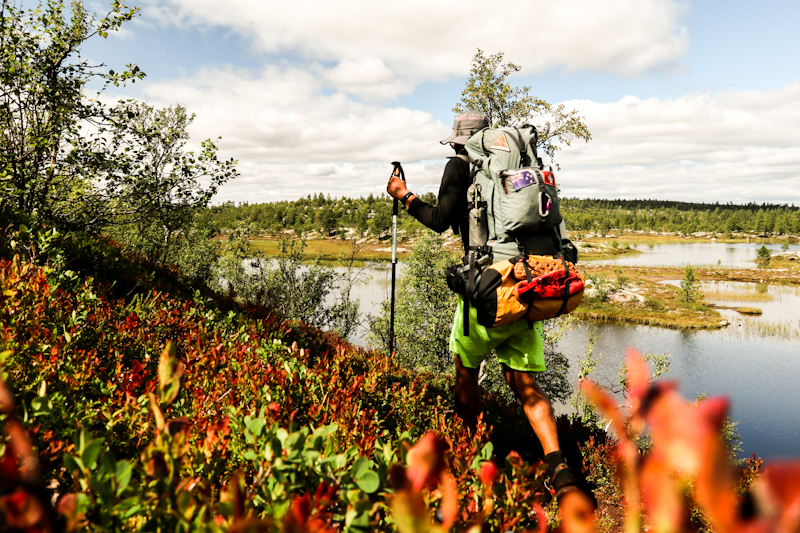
[464,124,562,251]
[449,124,570,335]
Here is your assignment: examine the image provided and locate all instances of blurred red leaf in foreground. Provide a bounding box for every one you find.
[582,348,800,533]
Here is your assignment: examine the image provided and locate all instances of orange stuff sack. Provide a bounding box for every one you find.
[472,255,584,328]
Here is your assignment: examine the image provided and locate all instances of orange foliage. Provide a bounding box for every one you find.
[582,349,800,533]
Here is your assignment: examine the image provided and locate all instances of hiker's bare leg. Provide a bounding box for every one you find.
[502,365,560,455]
[454,354,481,431]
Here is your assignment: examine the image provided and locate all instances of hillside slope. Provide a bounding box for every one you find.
[0,223,562,531]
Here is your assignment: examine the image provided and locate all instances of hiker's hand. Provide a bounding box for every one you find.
[387,175,408,200]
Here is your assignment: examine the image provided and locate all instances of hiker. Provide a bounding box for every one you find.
[386,110,576,500]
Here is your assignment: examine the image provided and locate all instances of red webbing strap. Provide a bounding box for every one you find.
[556,256,572,316]
[517,240,534,329]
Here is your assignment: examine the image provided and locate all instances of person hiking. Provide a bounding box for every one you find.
[386,109,577,501]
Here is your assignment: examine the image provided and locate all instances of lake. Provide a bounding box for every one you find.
[340,242,800,461]
[558,320,800,461]
[589,241,800,268]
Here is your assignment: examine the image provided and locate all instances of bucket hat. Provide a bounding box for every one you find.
[440,109,489,145]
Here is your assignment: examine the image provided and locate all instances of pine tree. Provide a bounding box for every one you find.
[680,265,699,303]
[756,245,771,269]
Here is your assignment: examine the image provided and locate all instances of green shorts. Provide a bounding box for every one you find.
[449,296,546,372]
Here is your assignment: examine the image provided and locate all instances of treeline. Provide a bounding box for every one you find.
[563,198,800,236]
[203,192,438,237]
[204,195,800,237]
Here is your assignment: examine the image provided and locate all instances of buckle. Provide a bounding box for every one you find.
[543,478,555,496]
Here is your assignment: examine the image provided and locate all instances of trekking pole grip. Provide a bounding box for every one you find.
[391,161,406,182]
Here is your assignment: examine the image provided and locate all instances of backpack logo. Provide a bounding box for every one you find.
[542,171,556,187]
[488,133,510,152]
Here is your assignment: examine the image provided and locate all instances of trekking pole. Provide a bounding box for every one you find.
[389,161,405,355]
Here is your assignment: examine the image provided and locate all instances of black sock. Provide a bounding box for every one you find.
[544,451,566,478]
[544,451,575,493]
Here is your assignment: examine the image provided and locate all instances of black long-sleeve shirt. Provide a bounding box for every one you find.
[407,157,470,249]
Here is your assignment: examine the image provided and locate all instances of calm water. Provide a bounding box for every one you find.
[588,241,800,268]
[558,322,800,461]
[342,243,800,460]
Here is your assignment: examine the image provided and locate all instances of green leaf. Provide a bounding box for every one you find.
[354,470,380,494]
[100,450,116,475]
[345,500,373,532]
[89,476,113,501]
[63,454,83,476]
[480,441,494,460]
[351,457,372,478]
[246,416,266,437]
[352,458,380,493]
[81,439,104,470]
[115,460,133,495]
[31,396,51,414]
[158,342,183,405]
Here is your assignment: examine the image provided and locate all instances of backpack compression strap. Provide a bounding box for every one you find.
[463,157,490,337]
[509,128,530,167]
[552,232,572,316]
[529,126,543,169]
[464,250,476,336]
[516,240,536,330]
[507,125,543,169]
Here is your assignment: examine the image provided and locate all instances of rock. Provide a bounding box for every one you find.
[719,320,729,326]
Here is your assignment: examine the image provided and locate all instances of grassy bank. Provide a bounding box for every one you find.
[3,223,591,531]
[249,236,413,262]
[246,233,800,330]
[575,264,725,329]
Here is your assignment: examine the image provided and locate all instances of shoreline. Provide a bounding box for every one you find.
[247,232,800,331]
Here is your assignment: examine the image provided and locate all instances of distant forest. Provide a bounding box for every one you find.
[203,195,800,238]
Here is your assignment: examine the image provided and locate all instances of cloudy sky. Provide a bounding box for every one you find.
[85,0,800,205]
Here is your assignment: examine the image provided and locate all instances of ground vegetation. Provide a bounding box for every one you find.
[3,8,800,530]
[5,219,793,533]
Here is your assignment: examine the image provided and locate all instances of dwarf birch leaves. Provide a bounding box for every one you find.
[158,341,184,406]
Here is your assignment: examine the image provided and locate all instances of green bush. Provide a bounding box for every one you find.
[213,225,361,339]
[368,231,458,373]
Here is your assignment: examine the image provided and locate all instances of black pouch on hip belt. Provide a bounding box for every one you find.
[444,183,493,336]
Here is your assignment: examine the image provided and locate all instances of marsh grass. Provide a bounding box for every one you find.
[702,283,800,303]
[737,319,800,341]
[771,258,800,273]
[737,307,763,315]
[574,298,722,329]
[701,290,773,302]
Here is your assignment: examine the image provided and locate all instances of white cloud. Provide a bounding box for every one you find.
[317,58,413,101]
[126,60,800,205]
[136,66,453,203]
[556,83,800,204]
[141,0,689,98]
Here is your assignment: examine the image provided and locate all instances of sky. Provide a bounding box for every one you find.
[82,0,800,205]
